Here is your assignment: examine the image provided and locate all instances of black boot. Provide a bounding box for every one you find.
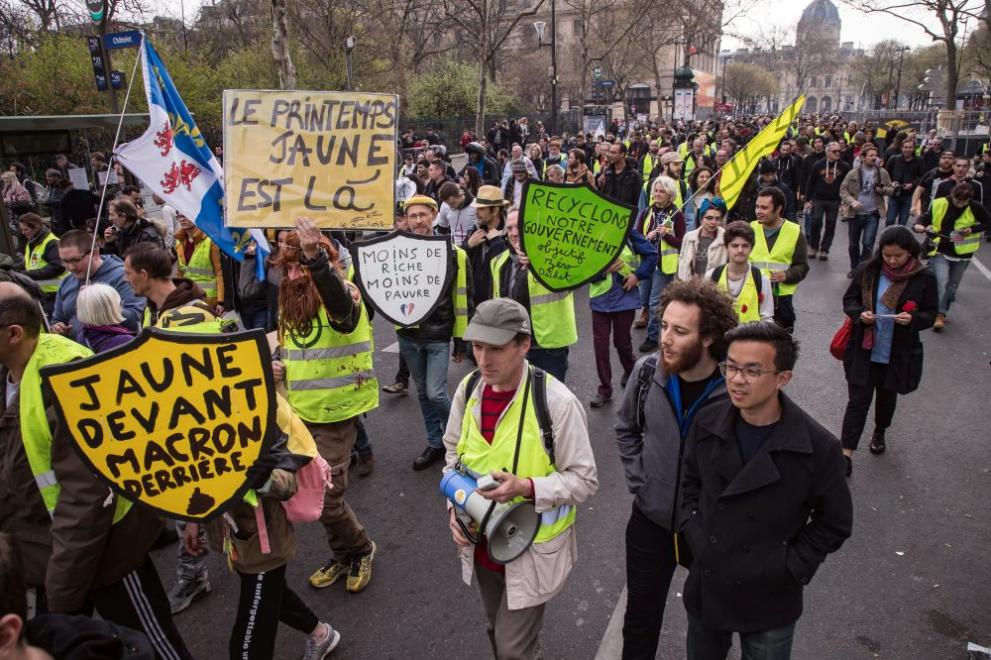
[869,429,886,455]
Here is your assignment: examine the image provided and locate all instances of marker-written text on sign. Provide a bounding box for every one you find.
[223,90,397,230]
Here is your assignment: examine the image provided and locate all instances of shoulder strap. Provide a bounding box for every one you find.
[531,367,555,465]
[465,369,482,401]
[751,265,763,296]
[710,264,725,284]
[634,355,658,434]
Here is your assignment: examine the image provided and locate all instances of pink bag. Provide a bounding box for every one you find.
[282,453,332,523]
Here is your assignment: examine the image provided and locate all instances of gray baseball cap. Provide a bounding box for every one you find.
[464,299,532,345]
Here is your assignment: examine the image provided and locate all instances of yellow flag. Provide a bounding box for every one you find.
[719,96,806,210]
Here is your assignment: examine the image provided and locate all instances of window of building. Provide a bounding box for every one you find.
[825,74,832,88]
[810,76,817,88]
[573,18,583,36]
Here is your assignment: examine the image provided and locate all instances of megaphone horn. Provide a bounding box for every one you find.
[440,470,540,565]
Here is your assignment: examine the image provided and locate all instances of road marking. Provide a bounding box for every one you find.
[382,341,400,354]
[971,256,991,283]
[594,586,626,660]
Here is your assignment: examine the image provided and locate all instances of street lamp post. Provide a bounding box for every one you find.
[893,46,910,111]
[533,0,558,135]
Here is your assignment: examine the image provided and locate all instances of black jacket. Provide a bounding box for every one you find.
[463,232,508,305]
[803,158,850,202]
[884,155,924,197]
[598,161,642,207]
[842,262,938,394]
[106,218,164,258]
[680,394,853,633]
[460,157,500,186]
[396,244,472,343]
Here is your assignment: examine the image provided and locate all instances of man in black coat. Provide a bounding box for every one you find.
[597,141,641,207]
[680,322,853,659]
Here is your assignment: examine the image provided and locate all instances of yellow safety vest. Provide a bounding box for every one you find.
[641,209,679,275]
[928,198,982,256]
[25,231,67,294]
[176,236,218,300]
[716,265,762,323]
[20,333,132,521]
[589,246,638,299]
[749,220,801,296]
[456,369,575,545]
[283,305,378,425]
[490,252,577,349]
[641,153,658,183]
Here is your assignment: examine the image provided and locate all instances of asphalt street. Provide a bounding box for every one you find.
[157,225,991,660]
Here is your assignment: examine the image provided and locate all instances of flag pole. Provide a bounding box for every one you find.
[86,34,145,285]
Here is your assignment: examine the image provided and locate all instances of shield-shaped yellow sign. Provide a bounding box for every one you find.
[41,328,279,522]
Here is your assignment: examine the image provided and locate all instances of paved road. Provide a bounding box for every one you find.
[159,227,991,659]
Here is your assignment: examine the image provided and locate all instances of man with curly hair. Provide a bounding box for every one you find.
[615,278,739,659]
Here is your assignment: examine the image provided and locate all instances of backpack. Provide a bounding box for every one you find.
[709,264,764,297]
[464,366,555,464]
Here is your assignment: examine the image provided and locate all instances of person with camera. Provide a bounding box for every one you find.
[442,298,598,660]
[839,145,894,278]
[884,138,923,227]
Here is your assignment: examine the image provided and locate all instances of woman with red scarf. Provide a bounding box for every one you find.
[839,225,938,476]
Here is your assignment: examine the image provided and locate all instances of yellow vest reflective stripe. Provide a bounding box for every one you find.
[490,252,578,348]
[21,334,132,522]
[640,210,680,275]
[589,246,638,299]
[929,197,982,256]
[25,232,67,294]
[456,370,575,545]
[283,306,378,424]
[749,220,800,296]
[717,266,761,322]
[177,238,217,300]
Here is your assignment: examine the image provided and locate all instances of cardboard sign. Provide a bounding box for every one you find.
[41,329,279,522]
[351,231,453,327]
[519,181,635,292]
[223,89,397,230]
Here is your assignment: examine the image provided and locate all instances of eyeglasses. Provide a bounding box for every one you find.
[718,361,782,381]
[62,252,92,266]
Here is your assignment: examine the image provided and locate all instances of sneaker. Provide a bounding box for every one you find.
[309,559,349,589]
[590,394,611,408]
[933,313,945,332]
[819,251,829,261]
[869,429,886,455]
[382,381,408,395]
[357,452,374,477]
[301,622,341,660]
[168,574,211,614]
[639,339,658,353]
[346,542,376,593]
[633,310,648,328]
[808,249,819,259]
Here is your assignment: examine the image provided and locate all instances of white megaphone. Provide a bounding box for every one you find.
[440,469,541,564]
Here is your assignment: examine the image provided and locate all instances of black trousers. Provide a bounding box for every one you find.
[230,564,318,660]
[773,295,796,333]
[90,557,195,660]
[395,353,409,385]
[841,362,898,451]
[622,504,686,660]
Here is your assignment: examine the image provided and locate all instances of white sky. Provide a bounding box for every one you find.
[722,0,957,51]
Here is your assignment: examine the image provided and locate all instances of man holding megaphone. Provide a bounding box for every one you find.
[441,298,598,660]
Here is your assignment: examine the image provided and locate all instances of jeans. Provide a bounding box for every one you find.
[621,504,684,660]
[886,193,913,226]
[592,309,636,398]
[808,199,840,252]
[929,253,971,315]
[687,615,796,660]
[847,212,880,269]
[527,346,569,382]
[645,270,673,343]
[841,362,898,451]
[354,418,372,456]
[398,335,451,449]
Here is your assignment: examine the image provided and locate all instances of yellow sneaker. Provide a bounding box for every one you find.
[345,541,376,593]
[308,559,348,589]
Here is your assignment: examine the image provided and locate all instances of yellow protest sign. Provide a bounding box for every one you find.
[223,89,397,230]
[41,329,279,522]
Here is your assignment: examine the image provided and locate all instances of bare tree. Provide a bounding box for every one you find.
[442,0,546,135]
[720,61,778,112]
[849,39,909,108]
[270,0,296,89]
[844,0,982,110]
